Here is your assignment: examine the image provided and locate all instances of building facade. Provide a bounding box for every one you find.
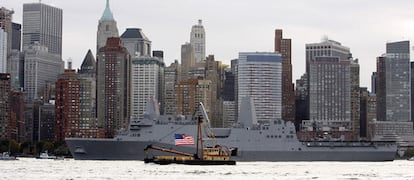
[176,79,212,116]
[190,19,205,63]
[274,29,295,124]
[375,41,413,137]
[181,43,195,82]
[121,28,151,57]
[0,73,11,140]
[96,0,119,53]
[23,43,64,103]
[237,52,282,124]
[22,3,62,57]
[164,61,180,115]
[97,38,131,137]
[0,28,6,73]
[130,56,165,120]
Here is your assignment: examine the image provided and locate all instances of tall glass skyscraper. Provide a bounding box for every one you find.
[23,3,62,57]
[237,52,282,124]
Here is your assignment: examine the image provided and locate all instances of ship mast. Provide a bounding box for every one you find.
[195,115,204,159]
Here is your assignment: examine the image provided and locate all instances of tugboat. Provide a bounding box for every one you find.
[144,103,236,165]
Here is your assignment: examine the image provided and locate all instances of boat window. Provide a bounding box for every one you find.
[271,135,274,138]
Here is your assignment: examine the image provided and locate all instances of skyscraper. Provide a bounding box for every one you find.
[237,52,282,124]
[120,28,151,57]
[0,28,6,73]
[11,23,21,51]
[97,38,130,138]
[190,19,205,63]
[164,61,180,115]
[302,39,359,140]
[130,56,165,120]
[274,29,295,124]
[375,41,413,138]
[22,3,62,57]
[180,42,195,82]
[97,0,119,53]
[23,43,64,102]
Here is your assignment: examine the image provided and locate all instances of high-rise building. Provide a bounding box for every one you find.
[0,73,11,140]
[411,62,414,129]
[205,55,225,127]
[120,28,151,57]
[11,23,21,51]
[0,28,6,73]
[375,41,413,138]
[78,50,96,78]
[23,43,63,102]
[55,69,80,141]
[371,72,377,94]
[274,29,295,124]
[0,7,13,73]
[237,52,282,124]
[223,70,236,127]
[176,79,212,116]
[97,38,130,137]
[181,43,195,82]
[305,57,355,133]
[130,56,165,120]
[39,102,54,141]
[22,3,62,57]
[295,73,308,130]
[164,60,180,115]
[10,91,25,142]
[190,19,205,63]
[97,0,119,53]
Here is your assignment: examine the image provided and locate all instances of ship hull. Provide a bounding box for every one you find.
[66,138,396,161]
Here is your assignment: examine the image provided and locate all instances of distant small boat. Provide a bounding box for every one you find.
[0,152,17,160]
[408,156,414,161]
[36,151,57,159]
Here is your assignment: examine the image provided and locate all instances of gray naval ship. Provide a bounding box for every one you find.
[66,99,397,161]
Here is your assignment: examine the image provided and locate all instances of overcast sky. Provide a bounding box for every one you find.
[3,0,414,90]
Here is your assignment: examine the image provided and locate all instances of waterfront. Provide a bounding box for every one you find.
[1,158,414,180]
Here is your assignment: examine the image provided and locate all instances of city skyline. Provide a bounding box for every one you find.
[3,0,414,90]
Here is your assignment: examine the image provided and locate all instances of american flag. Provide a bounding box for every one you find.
[175,134,194,146]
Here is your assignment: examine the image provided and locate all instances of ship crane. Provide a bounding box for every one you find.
[144,145,194,157]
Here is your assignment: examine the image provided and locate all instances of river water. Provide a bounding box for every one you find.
[1,158,414,180]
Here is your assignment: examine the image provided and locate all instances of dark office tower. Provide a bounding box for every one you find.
[295,73,308,131]
[97,0,119,53]
[274,29,295,124]
[78,50,96,78]
[153,50,164,60]
[0,73,11,140]
[120,28,151,57]
[23,3,62,57]
[375,41,413,138]
[11,23,21,51]
[97,38,131,138]
[371,72,377,94]
[223,70,236,127]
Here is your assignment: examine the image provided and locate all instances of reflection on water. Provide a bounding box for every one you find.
[1,158,414,180]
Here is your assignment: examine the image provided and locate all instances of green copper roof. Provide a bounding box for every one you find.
[100,0,114,21]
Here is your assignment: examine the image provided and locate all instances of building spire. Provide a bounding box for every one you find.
[100,0,114,21]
